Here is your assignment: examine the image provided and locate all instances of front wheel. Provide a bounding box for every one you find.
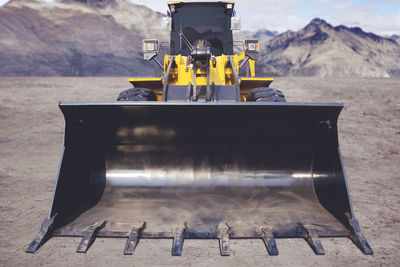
[247,87,286,102]
[117,88,157,101]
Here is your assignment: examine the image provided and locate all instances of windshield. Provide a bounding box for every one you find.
[182,25,224,55]
[170,4,233,56]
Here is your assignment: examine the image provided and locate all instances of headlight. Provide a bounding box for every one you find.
[246,40,259,52]
[231,17,241,31]
[142,39,159,61]
[245,40,260,60]
[146,42,155,51]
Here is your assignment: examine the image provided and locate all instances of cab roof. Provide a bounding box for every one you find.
[167,1,235,9]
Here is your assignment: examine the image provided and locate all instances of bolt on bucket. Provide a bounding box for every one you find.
[27,102,373,256]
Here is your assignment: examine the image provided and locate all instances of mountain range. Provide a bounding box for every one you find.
[0,0,167,76]
[0,0,399,77]
[258,18,400,77]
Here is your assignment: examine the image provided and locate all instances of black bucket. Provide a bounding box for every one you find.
[27,102,373,256]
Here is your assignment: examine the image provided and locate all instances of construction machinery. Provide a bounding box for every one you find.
[27,1,373,256]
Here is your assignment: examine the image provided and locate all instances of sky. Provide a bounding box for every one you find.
[1,0,399,35]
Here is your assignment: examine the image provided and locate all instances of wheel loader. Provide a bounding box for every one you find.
[27,1,373,256]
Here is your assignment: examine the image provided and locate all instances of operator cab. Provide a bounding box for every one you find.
[168,2,238,56]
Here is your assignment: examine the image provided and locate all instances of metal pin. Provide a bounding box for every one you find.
[298,224,325,255]
[346,213,373,255]
[124,222,146,255]
[76,221,106,253]
[261,227,279,255]
[172,226,185,256]
[217,223,230,256]
[26,213,57,253]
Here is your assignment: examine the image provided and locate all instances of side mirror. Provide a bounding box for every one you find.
[161,16,172,31]
[245,39,260,60]
[143,39,159,61]
[231,17,241,31]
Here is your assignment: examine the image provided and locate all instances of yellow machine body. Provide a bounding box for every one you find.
[129,52,274,101]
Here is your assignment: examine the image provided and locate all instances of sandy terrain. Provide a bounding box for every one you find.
[0,77,399,266]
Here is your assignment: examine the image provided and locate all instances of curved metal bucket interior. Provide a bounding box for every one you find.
[28,102,373,255]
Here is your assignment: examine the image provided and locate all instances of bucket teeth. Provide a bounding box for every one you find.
[171,225,186,256]
[26,213,57,253]
[76,221,106,253]
[346,213,374,255]
[124,223,146,255]
[217,223,230,256]
[260,227,279,256]
[298,224,325,255]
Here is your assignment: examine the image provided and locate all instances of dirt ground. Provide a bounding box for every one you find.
[0,77,399,266]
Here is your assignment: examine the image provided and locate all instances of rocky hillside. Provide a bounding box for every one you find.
[257,18,400,77]
[0,0,168,76]
[0,0,399,77]
[391,34,400,43]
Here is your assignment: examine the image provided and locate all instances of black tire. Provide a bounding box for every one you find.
[247,87,286,102]
[117,88,157,101]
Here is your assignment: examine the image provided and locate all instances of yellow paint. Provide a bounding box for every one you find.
[239,78,274,82]
[249,59,255,77]
[163,53,245,87]
[128,78,164,101]
[129,53,275,102]
[130,51,274,102]
[128,78,162,83]
[239,77,274,100]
